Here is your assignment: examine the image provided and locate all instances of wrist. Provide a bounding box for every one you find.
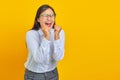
[54,34,59,40]
[45,34,50,40]
[55,31,59,35]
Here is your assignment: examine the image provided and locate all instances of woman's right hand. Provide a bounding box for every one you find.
[41,26,50,40]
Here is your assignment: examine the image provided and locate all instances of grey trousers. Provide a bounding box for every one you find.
[24,68,58,80]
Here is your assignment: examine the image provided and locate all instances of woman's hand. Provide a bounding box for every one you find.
[41,26,50,40]
[54,25,62,40]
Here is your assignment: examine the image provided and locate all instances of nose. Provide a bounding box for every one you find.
[47,16,52,20]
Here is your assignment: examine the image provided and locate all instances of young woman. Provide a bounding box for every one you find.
[24,4,65,80]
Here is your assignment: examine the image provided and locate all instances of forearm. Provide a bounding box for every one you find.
[54,32,60,40]
[53,30,65,61]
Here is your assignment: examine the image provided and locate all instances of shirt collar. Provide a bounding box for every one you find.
[38,28,44,36]
[38,28,54,36]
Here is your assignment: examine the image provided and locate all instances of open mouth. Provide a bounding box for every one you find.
[45,23,52,27]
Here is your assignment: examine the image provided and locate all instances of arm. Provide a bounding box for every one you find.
[26,31,50,64]
[52,30,65,61]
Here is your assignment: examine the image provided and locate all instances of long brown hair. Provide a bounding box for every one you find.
[32,4,56,30]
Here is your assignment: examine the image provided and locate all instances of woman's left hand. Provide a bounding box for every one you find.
[54,25,62,34]
[54,25,62,40]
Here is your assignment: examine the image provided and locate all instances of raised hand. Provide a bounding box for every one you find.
[41,26,51,40]
[54,25,62,40]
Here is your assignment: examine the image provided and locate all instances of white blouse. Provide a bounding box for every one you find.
[24,28,65,73]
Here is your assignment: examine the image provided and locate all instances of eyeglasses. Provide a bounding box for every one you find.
[40,14,55,18]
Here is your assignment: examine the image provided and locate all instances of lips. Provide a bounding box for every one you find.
[45,23,52,27]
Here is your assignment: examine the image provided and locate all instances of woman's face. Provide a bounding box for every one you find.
[37,8,55,29]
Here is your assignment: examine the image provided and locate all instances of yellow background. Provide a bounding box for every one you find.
[0,0,120,80]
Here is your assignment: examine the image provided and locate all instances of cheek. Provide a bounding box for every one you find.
[39,18,45,24]
[53,18,55,21]
[52,18,55,23]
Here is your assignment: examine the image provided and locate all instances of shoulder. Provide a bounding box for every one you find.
[26,30,39,37]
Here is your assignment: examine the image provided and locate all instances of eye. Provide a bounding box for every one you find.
[41,14,55,18]
[41,14,47,17]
